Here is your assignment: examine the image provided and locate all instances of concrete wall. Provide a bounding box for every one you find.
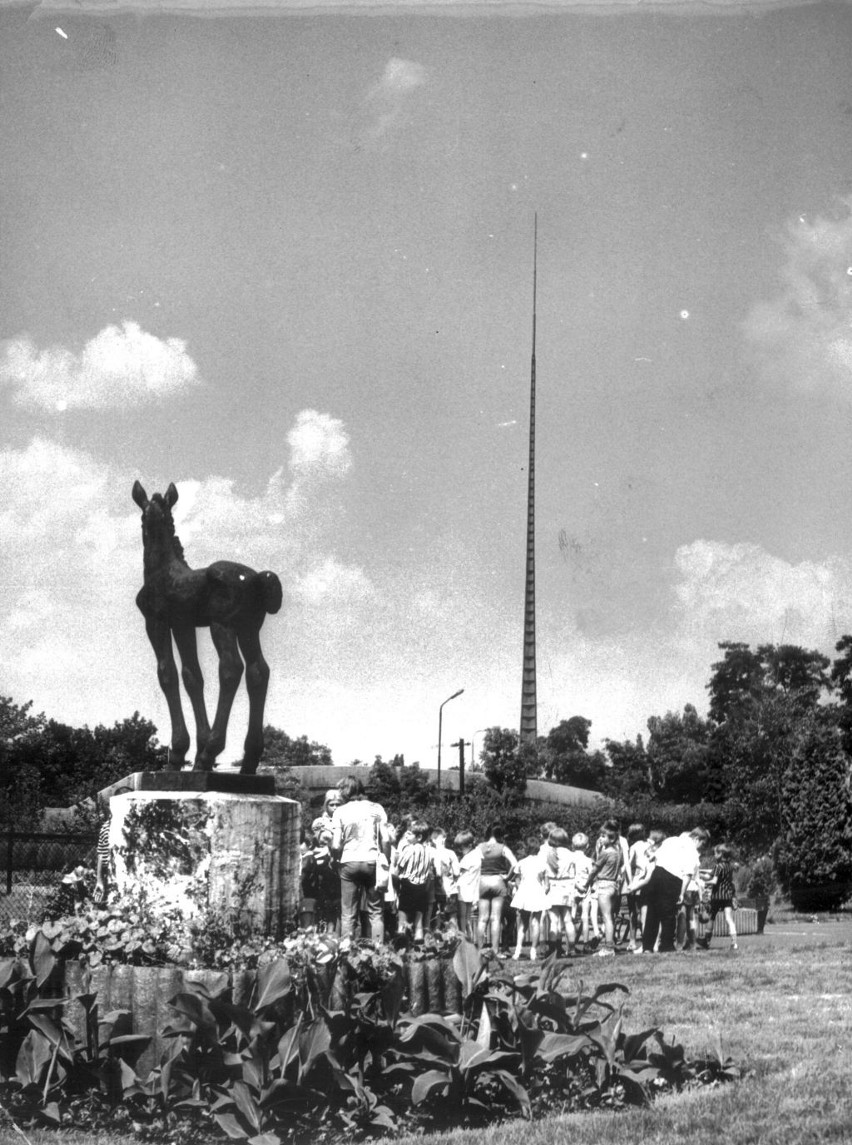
[287,764,609,809]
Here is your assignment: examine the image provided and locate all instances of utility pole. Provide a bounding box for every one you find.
[451,738,467,797]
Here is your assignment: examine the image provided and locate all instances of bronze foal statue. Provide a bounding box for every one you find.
[132,480,282,774]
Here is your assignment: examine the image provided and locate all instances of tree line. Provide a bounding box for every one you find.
[3,638,851,908]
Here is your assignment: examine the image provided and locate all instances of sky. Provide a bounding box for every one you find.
[3,0,852,769]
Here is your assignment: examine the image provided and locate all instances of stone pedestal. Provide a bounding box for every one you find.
[103,772,300,936]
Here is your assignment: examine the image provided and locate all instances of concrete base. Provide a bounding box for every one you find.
[100,769,276,798]
[108,785,300,935]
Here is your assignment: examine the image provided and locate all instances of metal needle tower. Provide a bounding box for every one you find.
[519,215,538,745]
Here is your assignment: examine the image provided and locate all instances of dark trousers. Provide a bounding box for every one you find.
[642,867,682,952]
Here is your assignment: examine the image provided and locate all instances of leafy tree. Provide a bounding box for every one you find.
[708,641,831,724]
[601,735,652,800]
[645,704,712,804]
[539,717,607,791]
[707,642,766,724]
[704,641,836,843]
[829,634,852,755]
[760,644,831,698]
[0,700,161,822]
[0,697,47,828]
[479,727,529,796]
[775,712,852,912]
[260,726,333,773]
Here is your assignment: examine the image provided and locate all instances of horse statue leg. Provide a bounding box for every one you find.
[145,615,190,770]
[194,621,243,771]
[172,623,212,768]
[236,624,271,775]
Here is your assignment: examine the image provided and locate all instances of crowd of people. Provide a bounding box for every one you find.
[300,776,741,957]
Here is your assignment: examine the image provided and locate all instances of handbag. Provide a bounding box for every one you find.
[375,822,390,891]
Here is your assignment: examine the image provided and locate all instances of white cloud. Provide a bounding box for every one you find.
[357,56,428,146]
[743,198,852,402]
[672,539,852,648]
[0,321,199,411]
[287,409,351,481]
[373,58,427,97]
[293,557,373,607]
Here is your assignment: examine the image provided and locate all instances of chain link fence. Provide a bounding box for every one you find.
[0,831,98,926]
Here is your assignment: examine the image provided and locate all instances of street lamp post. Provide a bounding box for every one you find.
[437,689,464,791]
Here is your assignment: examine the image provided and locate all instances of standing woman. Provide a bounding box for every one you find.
[476,824,519,956]
[330,777,389,944]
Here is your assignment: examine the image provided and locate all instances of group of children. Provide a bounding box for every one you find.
[303,804,741,956]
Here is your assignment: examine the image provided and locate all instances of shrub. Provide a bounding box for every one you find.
[775,715,852,912]
[742,855,776,901]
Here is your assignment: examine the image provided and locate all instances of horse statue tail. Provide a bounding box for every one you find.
[260,570,283,615]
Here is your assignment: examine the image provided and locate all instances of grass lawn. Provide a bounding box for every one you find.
[3,910,851,1145]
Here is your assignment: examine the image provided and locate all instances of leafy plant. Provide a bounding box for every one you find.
[743,856,776,901]
[0,930,149,1128]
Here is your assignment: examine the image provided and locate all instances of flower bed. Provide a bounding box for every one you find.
[0,912,740,1144]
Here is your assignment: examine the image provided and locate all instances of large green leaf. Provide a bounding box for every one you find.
[22,996,71,1013]
[622,1026,661,1061]
[275,1016,303,1077]
[459,1046,519,1076]
[535,1032,593,1062]
[229,1079,262,1132]
[210,998,257,1042]
[396,1015,461,1062]
[0,959,20,990]
[248,1134,281,1145]
[15,1029,52,1086]
[169,992,218,1045]
[254,959,291,1011]
[452,938,484,999]
[213,1111,250,1140]
[411,1068,452,1105]
[27,1013,74,1064]
[30,930,55,989]
[299,1016,332,1076]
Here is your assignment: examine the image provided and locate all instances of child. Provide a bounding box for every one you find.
[510,834,549,960]
[601,817,632,894]
[431,827,460,929]
[454,830,480,941]
[395,820,434,942]
[626,823,648,950]
[698,843,738,950]
[586,826,624,957]
[628,828,664,948]
[571,833,598,947]
[545,828,578,956]
[536,822,559,947]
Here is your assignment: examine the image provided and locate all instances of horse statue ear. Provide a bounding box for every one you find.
[132,481,148,510]
[165,483,179,509]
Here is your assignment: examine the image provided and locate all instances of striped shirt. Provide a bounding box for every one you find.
[395,839,434,886]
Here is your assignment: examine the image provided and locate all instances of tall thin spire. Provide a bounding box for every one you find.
[519,215,538,745]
